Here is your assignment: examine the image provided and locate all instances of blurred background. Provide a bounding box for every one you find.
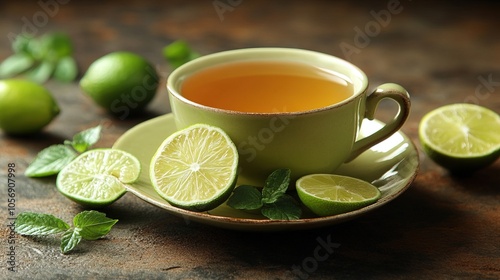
[2,0,499,157]
[1,0,499,118]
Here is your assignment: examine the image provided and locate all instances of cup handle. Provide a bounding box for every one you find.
[346,83,411,162]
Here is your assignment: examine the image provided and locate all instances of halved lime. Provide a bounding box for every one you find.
[56,149,141,207]
[419,103,500,173]
[150,124,239,212]
[296,174,381,216]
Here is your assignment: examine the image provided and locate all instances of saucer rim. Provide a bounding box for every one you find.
[113,113,419,231]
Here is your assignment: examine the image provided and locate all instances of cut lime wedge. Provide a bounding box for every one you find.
[296,174,381,216]
[56,149,141,207]
[150,124,239,211]
[419,103,500,172]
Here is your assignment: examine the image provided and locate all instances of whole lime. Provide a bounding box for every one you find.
[0,79,60,135]
[80,52,159,118]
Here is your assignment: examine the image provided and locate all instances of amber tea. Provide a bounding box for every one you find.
[181,60,354,113]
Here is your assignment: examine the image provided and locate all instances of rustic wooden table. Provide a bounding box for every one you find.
[1,1,499,279]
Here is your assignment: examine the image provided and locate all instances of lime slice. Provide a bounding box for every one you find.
[56,149,141,207]
[150,124,239,212]
[419,103,500,173]
[296,174,381,216]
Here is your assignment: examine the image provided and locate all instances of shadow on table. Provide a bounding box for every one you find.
[100,174,481,279]
[449,162,500,195]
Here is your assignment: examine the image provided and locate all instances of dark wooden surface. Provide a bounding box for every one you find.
[1,1,499,279]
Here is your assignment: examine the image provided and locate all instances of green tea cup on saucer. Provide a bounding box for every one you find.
[167,48,411,184]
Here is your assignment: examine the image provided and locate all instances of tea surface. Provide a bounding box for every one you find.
[181,60,353,113]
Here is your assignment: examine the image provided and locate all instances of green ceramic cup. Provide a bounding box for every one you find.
[167,48,410,184]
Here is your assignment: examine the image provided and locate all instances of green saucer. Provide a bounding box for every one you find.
[113,113,419,231]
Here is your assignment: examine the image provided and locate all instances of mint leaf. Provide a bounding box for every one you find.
[25,144,77,177]
[12,34,35,55]
[261,195,302,220]
[74,211,118,240]
[66,125,102,153]
[26,60,55,83]
[53,56,78,82]
[6,32,77,83]
[261,169,291,204]
[227,168,301,220]
[163,40,200,69]
[15,212,70,235]
[60,229,82,254]
[40,32,73,61]
[15,210,117,254]
[227,185,263,210]
[26,125,101,178]
[0,53,34,78]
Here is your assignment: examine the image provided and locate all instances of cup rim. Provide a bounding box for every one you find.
[167,47,369,116]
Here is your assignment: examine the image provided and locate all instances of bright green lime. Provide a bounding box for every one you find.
[80,52,159,116]
[296,174,381,217]
[56,149,141,207]
[150,124,239,212]
[0,79,60,135]
[419,103,500,172]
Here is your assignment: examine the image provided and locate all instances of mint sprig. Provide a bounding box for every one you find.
[0,32,78,83]
[262,168,291,204]
[24,145,77,177]
[261,195,302,220]
[25,125,102,177]
[15,211,118,254]
[227,169,302,220]
[162,40,200,69]
[15,212,70,235]
[64,125,102,153]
